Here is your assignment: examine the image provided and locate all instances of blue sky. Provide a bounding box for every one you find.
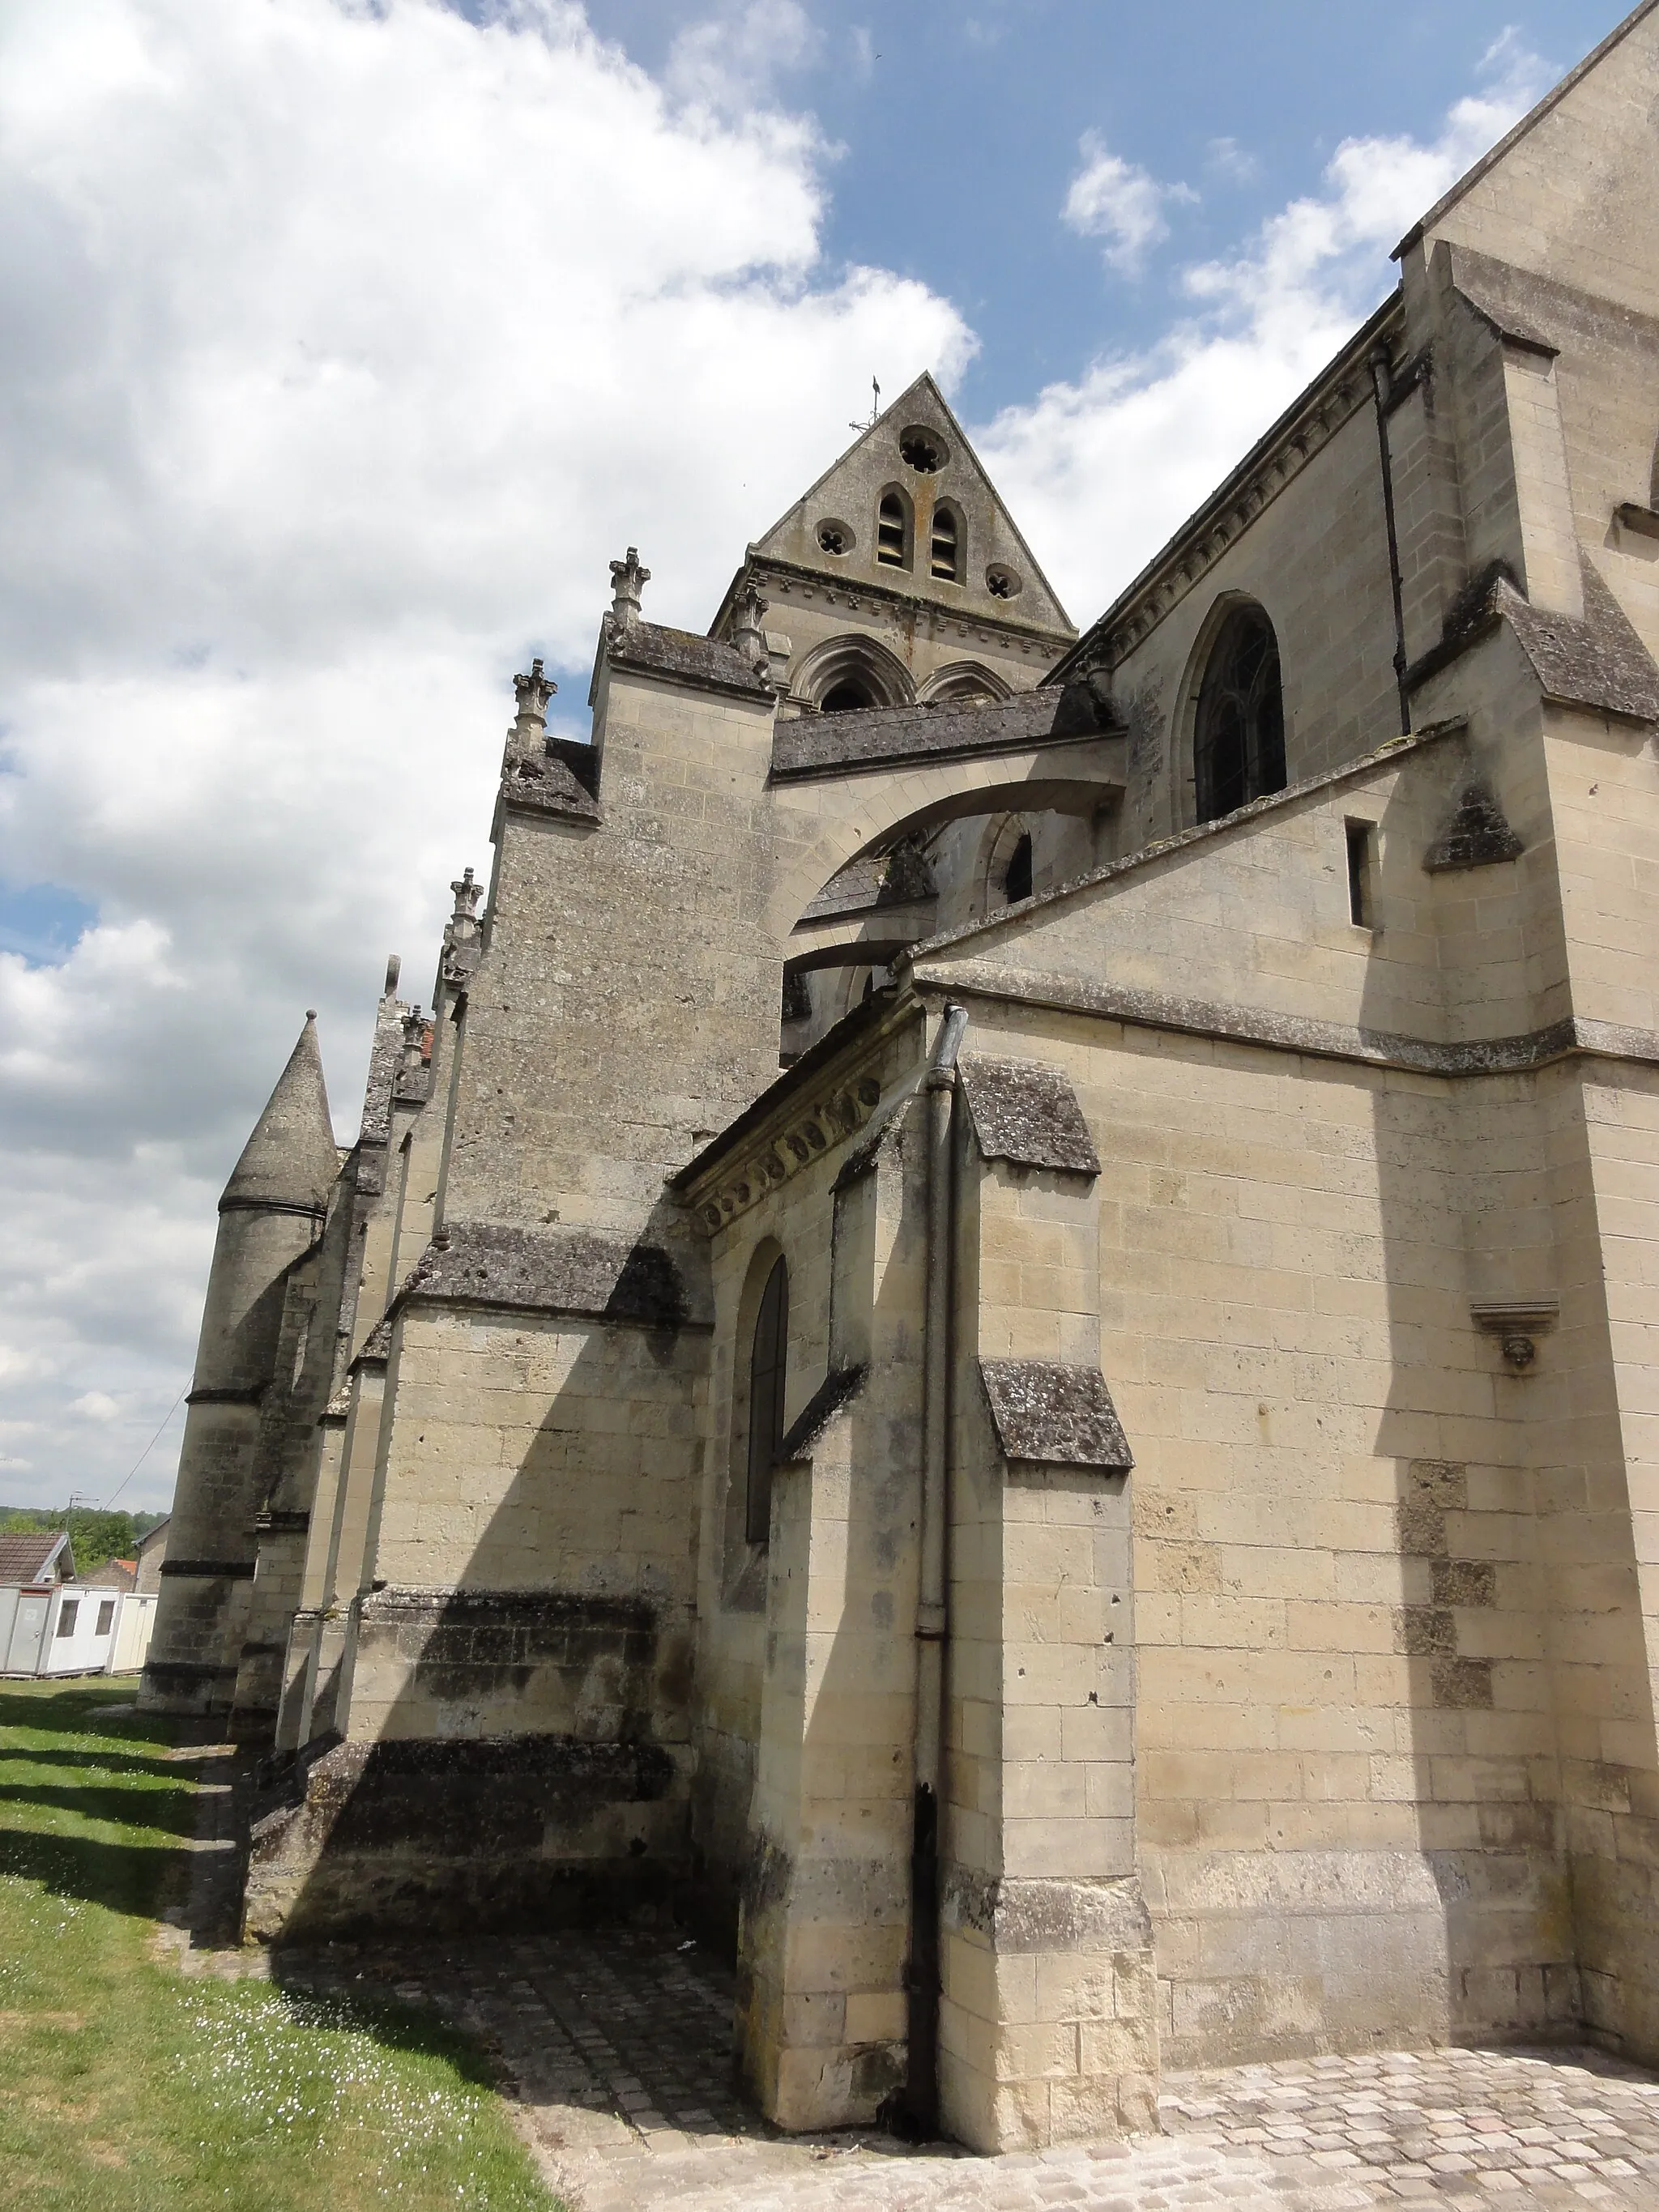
[585,1,1621,411]
[0,0,1634,1508]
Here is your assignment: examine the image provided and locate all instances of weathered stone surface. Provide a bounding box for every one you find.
[771,683,1109,780]
[777,1365,868,1460]
[957,1052,1101,1175]
[1422,778,1526,868]
[399,1220,699,1328]
[978,1361,1132,1471]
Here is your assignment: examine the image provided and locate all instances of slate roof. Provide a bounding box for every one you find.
[0,1531,71,1583]
[771,683,1114,780]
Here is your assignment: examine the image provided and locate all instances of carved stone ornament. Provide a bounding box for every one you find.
[513,656,556,727]
[690,1068,885,1236]
[609,547,650,629]
[1470,1299,1559,1370]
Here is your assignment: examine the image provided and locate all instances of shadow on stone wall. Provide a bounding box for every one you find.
[244,1203,713,1946]
[1365,752,1580,2051]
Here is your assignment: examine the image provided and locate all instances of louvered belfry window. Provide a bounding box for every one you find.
[930,505,959,582]
[876,491,908,568]
[745,1256,789,1545]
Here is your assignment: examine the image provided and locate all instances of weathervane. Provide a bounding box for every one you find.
[850,377,881,433]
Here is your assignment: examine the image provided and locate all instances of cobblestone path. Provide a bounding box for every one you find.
[272,1928,1659,2212]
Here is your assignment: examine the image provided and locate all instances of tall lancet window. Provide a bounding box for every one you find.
[930,504,960,582]
[745,1256,789,1545]
[1193,603,1286,823]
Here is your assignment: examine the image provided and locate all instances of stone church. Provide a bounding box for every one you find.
[142,4,1659,2155]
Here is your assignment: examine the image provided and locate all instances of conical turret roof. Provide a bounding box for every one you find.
[220,1012,339,1213]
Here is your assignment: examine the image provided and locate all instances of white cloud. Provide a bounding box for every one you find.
[70,1392,121,1422]
[0,0,970,1510]
[1206,137,1260,186]
[664,0,821,117]
[1063,132,1197,275]
[0,0,1559,1518]
[986,36,1550,619]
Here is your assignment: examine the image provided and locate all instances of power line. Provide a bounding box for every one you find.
[103,1385,187,1511]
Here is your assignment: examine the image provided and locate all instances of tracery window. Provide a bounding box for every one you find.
[1193,603,1286,824]
[876,489,910,569]
[930,504,960,582]
[745,1255,789,1545]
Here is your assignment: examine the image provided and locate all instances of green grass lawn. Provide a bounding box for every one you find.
[0,1678,559,2211]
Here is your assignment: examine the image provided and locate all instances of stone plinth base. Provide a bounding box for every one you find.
[243,1732,690,1941]
[939,1871,1160,2153]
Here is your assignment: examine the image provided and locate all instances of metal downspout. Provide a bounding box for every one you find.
[1369,344,1413,737]
[905,999,969,2134]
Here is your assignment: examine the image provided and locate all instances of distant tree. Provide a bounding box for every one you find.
[64,1511,139,1576]
[0,1507,143,1576]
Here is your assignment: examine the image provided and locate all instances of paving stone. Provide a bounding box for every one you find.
[260,1927,1659,2211]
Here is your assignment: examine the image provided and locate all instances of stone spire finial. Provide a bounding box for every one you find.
[220,1012,339,1216]
[450,866,481,923]
[512,658,556,740]
[609,547,650,629]
[400,1005,430,1075]
[731,577,770,669]
[442,865,484,987]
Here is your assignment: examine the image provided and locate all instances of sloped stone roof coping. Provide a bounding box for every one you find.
[958,1054,1100,1176]
[499,747,601,824]
[980,1360,1133,1472]
[397,1220,706,1330]
[771,684,1114,781]
[1504,563,1659,723]
[778,1364,868,1461]
[1393,1,1659,258]
[901,718,1465,972]
[1423,783,1525,872]
[607,618,772,701]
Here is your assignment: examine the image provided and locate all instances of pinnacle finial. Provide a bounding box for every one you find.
[513,657,556,733]
[609,547,650,629]
[450,865,481,923]
[731,577,770,669]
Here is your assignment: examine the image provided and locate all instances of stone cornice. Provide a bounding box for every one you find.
[915,957,1659,1083]
[673,999,917,1235]
[1051,294,1405,683]
[730,552,1077,663]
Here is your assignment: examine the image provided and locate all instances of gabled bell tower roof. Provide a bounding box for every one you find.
[221,1012,339,1215]
[710,372,1074,646]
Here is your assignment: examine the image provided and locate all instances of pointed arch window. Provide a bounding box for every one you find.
[930,504,960,582]
[876,489,910,569]
[1003,832,1033,905]
[1193,603,1286,824]
[745,1256,789,1545]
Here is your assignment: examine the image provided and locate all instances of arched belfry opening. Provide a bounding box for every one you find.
[876,485,912,570]
[930,502,962,583]
[1192,600,1286,823]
